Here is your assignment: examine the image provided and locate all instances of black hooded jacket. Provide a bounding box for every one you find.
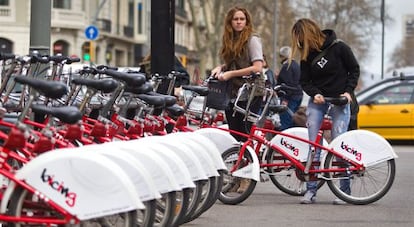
[299,30,360,98]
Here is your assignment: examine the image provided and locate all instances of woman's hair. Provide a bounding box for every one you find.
[220,6,254,64]
[290,18,326,61]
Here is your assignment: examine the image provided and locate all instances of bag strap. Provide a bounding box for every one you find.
[311,39,342,66]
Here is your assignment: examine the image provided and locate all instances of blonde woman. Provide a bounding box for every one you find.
[290,18,360,204]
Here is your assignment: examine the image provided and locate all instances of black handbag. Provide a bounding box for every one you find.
[206,79,231,110]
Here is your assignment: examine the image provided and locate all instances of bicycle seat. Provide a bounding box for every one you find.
[147,91,177,107]
[30,105,82,124]
[165,104,185,117]
[104,69,146,87]
[71,78,119,93]
[14,76,68,99]
[137,94,165,108]
[124,82,153,94]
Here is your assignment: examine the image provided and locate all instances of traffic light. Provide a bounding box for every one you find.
[82,41,91,61]
[180,55,187,67]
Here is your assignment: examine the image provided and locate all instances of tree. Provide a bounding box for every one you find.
[187,0,297,79]
[186,0,384,81]
[388,37,414,71]
[292,0,382,61]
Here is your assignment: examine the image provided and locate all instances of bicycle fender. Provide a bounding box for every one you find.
[232,146,260,182]
[87,149,162,201]
[270,127,328,162]
[162,133,220,178]
[328,130,397,167]
[120,139,196,189]
[150,137,209,181]
[2,149,143,220]
[174,132,227,170]
[194,127,238,154]
[101,141,182,193]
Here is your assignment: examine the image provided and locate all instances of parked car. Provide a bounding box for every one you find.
[356,74,414,140]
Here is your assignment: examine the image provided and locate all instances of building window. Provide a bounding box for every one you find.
[53,0,71,9]
[137,2,143,34]
[407,19,414,36]
[175,0,184,9]
[0,0,9,6]
[128,0,134,26]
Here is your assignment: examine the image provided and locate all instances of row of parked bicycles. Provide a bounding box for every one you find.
[0,52,241,226]
[0,51,398,226]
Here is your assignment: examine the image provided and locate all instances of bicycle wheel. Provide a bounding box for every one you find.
[170,188,190,227]
[324,152,396,205]
[180,181,203,224]
[265,147,325,196]
[185,176,216,222]
[219,146,257,205]
[7,186,137,227]
[194,173,224,217]
[136,200,156,227]
[153,191,176,227]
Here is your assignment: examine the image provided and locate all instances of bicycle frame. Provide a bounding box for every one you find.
[219,124,365,181]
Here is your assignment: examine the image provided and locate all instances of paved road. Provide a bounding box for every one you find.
[184,145,414,227]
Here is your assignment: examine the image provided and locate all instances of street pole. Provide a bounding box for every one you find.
[29,0,51,77]
[151,0,175,95]
[272,0,278,71]
[381,0,385,79]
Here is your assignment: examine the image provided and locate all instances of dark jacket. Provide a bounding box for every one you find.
[277,59,303,97]
[299,30,360,97]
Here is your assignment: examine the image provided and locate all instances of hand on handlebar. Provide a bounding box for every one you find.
[315,95,349,105]
[313,94,325,104]
[341,92,352,103]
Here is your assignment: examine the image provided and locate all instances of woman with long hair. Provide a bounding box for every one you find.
[210,6,265,194]
[290,18,360,204]
[211,6,265,141]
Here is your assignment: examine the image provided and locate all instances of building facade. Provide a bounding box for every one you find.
[0,0,193,69]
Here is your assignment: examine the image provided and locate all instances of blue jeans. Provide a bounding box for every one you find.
[279,96,303,130]
[305,98,351,195]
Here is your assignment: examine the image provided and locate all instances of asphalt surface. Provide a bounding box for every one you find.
[184,145,414,227]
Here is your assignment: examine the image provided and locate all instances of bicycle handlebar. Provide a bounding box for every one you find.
[324,96,348,106]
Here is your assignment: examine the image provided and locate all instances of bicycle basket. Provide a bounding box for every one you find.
[206,80,231,110]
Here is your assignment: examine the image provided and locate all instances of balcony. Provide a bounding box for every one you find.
[51,9,86,29]
[97,18,111,33]
[0,5,14,22]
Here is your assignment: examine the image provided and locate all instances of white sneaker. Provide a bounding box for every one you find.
[300,191,316,204]
[333,198,347,205]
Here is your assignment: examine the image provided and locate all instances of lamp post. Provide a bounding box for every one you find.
[381,0,385,79]
[29,0,51,77]
[273,0,278,71]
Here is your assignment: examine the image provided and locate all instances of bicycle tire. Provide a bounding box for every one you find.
[170,188,190,227]
[7,186,137,227]
[185,176,216,222]
[324,152,396,205]
[194,173,224,217]
[180,180,203,224]
[136,200,156,227]
[219,146,257,205]
[153,191,176,227]
[265,147,325,196]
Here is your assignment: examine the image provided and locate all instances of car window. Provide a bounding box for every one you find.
[367,84,414,105]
